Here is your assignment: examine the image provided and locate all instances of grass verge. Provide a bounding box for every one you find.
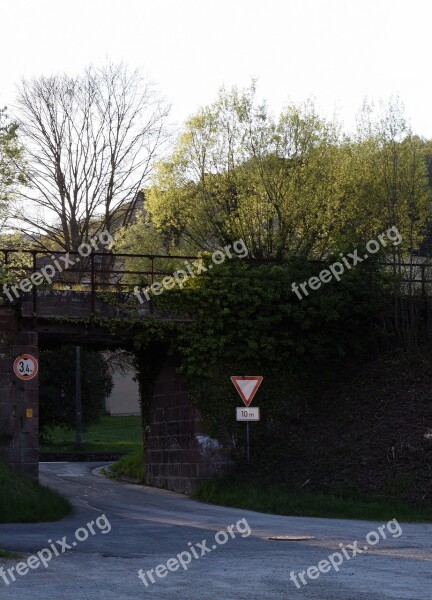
[192,477,432,522]
[0,549,20,559]
[108,447,144,482]
[0,461,71,523]
[41,415,143,454]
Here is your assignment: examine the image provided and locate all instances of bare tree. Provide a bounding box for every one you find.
[15,63,170,251]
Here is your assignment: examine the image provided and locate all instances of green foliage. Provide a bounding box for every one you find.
[192,476,432,522]
[109,447,144,482]
[0,109,25,222]
[39,346,113,440]
[145,86,430,260]
[114,213,197,289]
[132,257,392,457]
[0,460,71,523]
[147,86,344,257]
[0,234,36,291]
[0,548,20,559]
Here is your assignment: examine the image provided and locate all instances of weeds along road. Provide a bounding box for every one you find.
[0,462,431,599]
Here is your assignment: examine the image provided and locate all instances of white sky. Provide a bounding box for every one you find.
[1,0,432,135]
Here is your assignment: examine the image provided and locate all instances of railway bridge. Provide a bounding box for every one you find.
[0,249,233,491]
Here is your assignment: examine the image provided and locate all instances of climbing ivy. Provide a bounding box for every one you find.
[130,256,392,454]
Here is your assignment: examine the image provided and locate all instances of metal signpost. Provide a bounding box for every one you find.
[76,346,82,450]
[13,354,39,435]
[231,376,263,463]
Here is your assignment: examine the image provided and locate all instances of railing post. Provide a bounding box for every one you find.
[90,252,95,316]
[75,345,82,449]
[32,250,37,317]
[421,263,426,298]
[150,256,154,314]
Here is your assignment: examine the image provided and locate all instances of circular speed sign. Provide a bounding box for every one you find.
[13,354,39,381]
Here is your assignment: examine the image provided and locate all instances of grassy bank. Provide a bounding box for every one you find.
[109,447,144,482]
[41,415,142,454]
[192,477,432,522]
[0,461,71,523]
[0,549,20,559]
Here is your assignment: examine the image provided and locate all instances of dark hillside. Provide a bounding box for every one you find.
[253,352,432,505]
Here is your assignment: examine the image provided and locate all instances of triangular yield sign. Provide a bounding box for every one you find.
[231,376,263,407]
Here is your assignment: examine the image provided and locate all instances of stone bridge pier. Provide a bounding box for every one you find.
[0,307,39,480]
[145,356,233,493]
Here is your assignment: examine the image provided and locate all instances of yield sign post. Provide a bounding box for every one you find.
[231,376,263,463]
[230,376,263,407]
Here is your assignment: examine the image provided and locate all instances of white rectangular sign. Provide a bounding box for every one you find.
[236,407,260,421]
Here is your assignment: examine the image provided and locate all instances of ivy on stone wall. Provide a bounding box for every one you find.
[130,256,392,455]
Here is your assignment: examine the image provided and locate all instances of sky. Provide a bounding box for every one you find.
[1,0,432,135]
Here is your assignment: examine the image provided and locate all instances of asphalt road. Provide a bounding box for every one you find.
[0,462,431,599]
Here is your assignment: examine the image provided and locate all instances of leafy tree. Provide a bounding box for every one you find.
[0,232,35,290]
[0,108,25,232]
[351,99,430,256]
[144,87,430,261]
[147,85,343,258]
[113,213,198,288]
[39,346,113,440]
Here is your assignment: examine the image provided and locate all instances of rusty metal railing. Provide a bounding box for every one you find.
[0,249,199,317]
[3,248,432,318]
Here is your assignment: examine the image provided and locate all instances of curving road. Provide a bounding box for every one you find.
[0,462,431,599]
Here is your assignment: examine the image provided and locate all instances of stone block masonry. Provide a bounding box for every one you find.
[145,356,233,493]
[0,307,39,480]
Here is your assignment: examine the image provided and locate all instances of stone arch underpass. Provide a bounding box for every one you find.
[0,294,233,492]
